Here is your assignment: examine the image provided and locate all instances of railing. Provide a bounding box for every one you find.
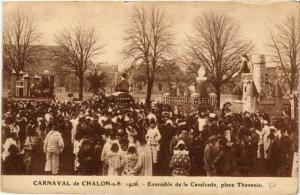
[163,94,217,109]
[163,97,191,105]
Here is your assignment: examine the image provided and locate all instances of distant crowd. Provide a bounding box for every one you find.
[1,94,298,176]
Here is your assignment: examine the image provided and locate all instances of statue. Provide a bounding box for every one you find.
[115,73,129,93]
[189,84,199,97]
[232,54,250,78]
[196,66,208,98]
[196,66,206,82]
[198,66,205,76]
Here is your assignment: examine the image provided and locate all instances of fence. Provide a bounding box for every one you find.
[163,97,191,105]
[131,93,218,111]
[163,94,218,111]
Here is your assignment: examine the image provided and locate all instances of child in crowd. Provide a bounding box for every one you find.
[107,143,122,176]
[122,145,138,176]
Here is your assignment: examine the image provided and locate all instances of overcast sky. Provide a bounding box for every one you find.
[4,2,299,70]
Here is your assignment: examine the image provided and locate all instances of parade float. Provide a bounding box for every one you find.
[9,70,55,101]
[111,73,135,107]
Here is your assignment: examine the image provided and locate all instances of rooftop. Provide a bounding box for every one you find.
[246,81,259,97]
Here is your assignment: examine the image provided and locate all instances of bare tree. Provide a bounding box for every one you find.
[267,14,299,94]
[128,61,181,92]
[184,11,253,108]
[123,7,174,109]
[52,24,104,100]
[3,11,40,76]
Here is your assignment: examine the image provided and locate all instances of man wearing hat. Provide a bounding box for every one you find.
[204,135,218,176]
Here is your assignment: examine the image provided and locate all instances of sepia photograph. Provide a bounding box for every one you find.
[1,2,299,191]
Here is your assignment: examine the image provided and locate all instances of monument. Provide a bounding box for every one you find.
[230,54,288,117]
[164,65,213,112]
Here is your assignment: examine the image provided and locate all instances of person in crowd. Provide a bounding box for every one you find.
[77,139,97,175]
[23,122,40,174]
[3,144,24,175]
[131,139,153,176]
[43,122,64,175]
[249,127,260,170]
[119,138,129,157]
[145,119,161,164]
[1,97,297,177]
[235,128,252,176]
[266,132,280,176]
[177,124,192,149]
[212,137,235,176]
[169,129,181,156]
[122,145,138,176]
[2,132,19,161]
[16,113,27,149]
[190,131,206,176]
[277,126,292,176]
[169,140,191,176]
[101,132,119,176]
[107,143,122,176]
[204,135,217,176]
[197,113,207,132]
[261,120,271,159]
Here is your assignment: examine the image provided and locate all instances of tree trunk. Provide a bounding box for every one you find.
[215,85,221,110]
[78,76,84,100]
[289,75,295,95]
[145,78,154,109]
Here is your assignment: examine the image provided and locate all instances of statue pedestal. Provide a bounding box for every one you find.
[190,94,199,110]
[196,77,208,98]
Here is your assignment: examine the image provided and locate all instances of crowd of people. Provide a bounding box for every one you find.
[1,94,298,177]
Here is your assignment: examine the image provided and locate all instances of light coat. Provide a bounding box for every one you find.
[43,130,64,154]
[131,145,153,176]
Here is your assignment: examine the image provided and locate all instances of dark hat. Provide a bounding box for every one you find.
[209,135,217,142]
[121,73,127,79]
[149,118,156,125]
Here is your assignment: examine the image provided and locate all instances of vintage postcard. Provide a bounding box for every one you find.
[1,1,299,194]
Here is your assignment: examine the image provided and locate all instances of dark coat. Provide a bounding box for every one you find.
[115,80,129,93]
